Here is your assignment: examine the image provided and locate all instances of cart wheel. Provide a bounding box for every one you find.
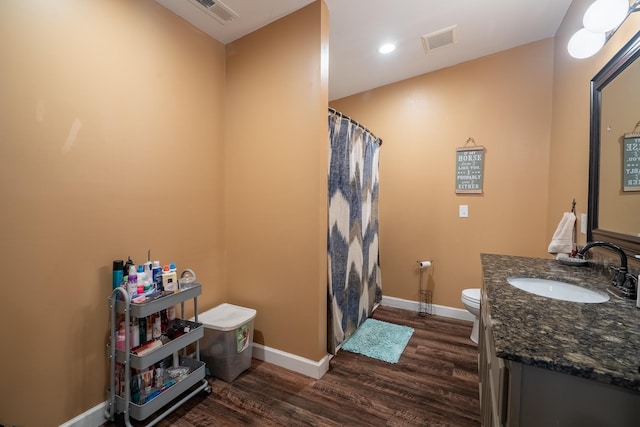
[203,385,212,395]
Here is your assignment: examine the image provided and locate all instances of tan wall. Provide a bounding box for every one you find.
[6,0,640,423]
[224,2,329,361]
[548,0,640,249]
[0,0,226,425]
[330,40,555,308]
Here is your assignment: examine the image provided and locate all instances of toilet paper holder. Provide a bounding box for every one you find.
[417,260,432,317]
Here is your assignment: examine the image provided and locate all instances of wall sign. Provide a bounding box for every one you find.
[623,134,640,191]
[456,143,485,194]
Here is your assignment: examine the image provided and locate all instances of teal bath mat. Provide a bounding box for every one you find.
[341,318,414,363]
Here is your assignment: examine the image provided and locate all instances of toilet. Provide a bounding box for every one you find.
[461,288,481,344]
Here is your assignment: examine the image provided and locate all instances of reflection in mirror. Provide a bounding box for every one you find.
[599,57,640,235]
[589,30,640,255]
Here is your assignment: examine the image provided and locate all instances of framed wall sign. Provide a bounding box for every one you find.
[456,142,485,194]
[623,133,640,191]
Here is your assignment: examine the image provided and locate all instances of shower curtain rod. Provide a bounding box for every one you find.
[329,107,383,146]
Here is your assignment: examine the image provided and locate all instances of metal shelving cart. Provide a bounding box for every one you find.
[106,283,211,426]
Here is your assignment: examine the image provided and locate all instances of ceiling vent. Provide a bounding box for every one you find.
[190,0,238,24]
[421,25,458,52]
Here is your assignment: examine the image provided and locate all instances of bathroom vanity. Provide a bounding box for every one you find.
[479,254,640,427]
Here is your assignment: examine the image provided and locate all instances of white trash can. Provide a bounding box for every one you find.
[197,303,257,382]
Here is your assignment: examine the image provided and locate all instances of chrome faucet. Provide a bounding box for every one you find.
[578,241,636,299]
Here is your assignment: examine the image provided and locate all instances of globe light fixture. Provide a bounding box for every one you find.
[583,0,629,33]
[567,0,637,59]
[568,28,606,59]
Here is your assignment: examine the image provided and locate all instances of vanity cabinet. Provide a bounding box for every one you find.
[479,289,640,427]
[479,289,508,426]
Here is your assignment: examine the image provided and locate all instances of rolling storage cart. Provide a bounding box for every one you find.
[106,283,211,427]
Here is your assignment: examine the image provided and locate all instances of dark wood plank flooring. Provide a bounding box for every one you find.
[123,306,480,426]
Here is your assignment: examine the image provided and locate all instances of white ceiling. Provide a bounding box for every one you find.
[154,0,573,101]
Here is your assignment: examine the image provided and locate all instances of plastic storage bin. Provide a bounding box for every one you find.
[198,303,257,382]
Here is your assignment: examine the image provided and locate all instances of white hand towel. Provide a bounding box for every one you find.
[548,212,576,254]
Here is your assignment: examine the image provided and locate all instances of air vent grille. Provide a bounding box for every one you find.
[196,0,215,7]
[191,0,238,24]
[421,25,458,52]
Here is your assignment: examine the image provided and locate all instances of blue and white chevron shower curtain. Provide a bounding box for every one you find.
[328,109,382,354]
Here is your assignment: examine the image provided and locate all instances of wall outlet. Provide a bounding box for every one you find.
[581,213,587,234]
[459,205,469,218]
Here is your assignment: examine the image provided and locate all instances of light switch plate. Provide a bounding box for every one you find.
[459,205,469,218]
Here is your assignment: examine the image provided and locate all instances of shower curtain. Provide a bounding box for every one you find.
[327,109,382,354]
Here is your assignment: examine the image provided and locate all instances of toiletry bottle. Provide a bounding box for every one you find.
[144,260,153,280]
[139,317,147,344]
[162,264,178,292]
[153,315,161,340]
[152,260,162,291]
[160,309,168,334]
[143,261,153,291]
[146,315,152,340]
[116,322,126,351]
[170,262,181,289]
[131,317,140,348]
[136,265,145,295]
[112,260,124,290]
[127,266,138,297]
[123,257,135,283]
[167,305,176,322]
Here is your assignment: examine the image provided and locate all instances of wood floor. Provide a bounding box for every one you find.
[125,306,481,426]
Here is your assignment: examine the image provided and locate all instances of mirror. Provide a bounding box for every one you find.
[589,30,640,255]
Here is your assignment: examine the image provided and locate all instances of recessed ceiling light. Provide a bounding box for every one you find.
[378,43,396,54]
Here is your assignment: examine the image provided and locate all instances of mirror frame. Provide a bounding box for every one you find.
[588,30,640,256]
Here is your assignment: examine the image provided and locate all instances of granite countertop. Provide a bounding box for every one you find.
[481,253,640,392]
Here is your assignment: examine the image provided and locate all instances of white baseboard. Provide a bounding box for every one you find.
[251,343,332,380]
[59,401,108,427]
[380,295,475,322]
[62,297,469,427]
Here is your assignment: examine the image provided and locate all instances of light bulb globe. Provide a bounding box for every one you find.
[583,0,629,33]
[568,28,606,59]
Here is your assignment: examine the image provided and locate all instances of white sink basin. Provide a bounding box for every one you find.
[507,277,610,303]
